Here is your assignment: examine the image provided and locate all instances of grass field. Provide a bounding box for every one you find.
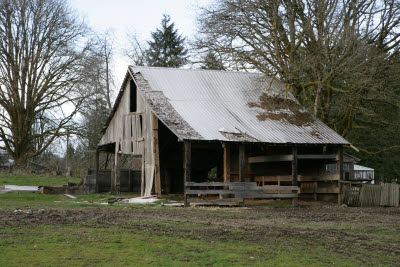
[0,175,399,266]
[0,173,82,186]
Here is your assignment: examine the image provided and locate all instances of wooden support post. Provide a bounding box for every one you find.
[141,152,145,196]
[338,145,344,205]
[114,144,121,196]
[110,153,115,193]
[95,149,99,193]
[223,143,231,183]
[292,146,298,206]
[152,114,161,197]
[183,141,191,207]
[239,144,245,182]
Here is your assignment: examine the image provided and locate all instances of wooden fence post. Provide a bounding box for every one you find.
[183,141,191,207]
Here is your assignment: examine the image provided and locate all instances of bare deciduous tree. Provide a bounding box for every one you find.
[125,31,147,66]
[195,0,400,144]
[0,0,89,165]
[95,29,115,112]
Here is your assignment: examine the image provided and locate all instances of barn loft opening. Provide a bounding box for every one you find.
[130,79,137,112]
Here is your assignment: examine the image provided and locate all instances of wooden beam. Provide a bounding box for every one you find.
[114,144,121,195]
[248,154,293,163]
[239,144,246,182]
[255,174,340,182]
[152,114,161,197]
[297,154,338,160]
[223,143,230,182]
[338,145,344,205]
[183,141,191,207]
[292,146,298,206]
[249,154,338,163]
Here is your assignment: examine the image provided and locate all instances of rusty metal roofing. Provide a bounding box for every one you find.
[129,66,349,144]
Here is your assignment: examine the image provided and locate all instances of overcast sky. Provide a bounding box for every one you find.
[70,0,211,92]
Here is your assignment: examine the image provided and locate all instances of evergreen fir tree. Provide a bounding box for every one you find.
[200,52,225,70]
[146,14,188,67]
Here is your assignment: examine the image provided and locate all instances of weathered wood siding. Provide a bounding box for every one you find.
[99,77,155,196]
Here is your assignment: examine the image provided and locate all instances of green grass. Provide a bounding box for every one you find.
[0,224,364,266]
[0,191,399,266]
[0,192,112,210]
[0,173,82,186]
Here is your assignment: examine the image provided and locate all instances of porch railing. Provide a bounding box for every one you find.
[184,182,299,206]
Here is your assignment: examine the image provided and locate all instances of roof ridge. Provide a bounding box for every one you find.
[129,65,264,75]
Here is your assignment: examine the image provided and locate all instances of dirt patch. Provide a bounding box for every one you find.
[249,93,315,127]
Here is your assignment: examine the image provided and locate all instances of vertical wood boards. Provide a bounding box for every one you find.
[152,114,161,197]
[380,183,399,207]
[239,144,245,182]
[343,183,399,207]
[360,184,381,207]
[183,141,191,207]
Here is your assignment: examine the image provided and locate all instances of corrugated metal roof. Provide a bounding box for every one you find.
[130,66,349,144]
[354,165,374,171]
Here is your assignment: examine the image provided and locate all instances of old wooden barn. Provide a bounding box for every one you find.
[92,66,350,206]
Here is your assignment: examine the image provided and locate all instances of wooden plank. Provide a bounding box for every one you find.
[186,190,298,199]
[248,154,293,163]
[316,187,340,194]
[183,141,191,207]
[262,186,298,191]
[239,144,245,182]
[244,193,298,199]
[152,114,161,197]
[186,190,232,195]
[223,144,230,183]
[255,175,292,182]
[255,174,340,182]
[299,174,340,181]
